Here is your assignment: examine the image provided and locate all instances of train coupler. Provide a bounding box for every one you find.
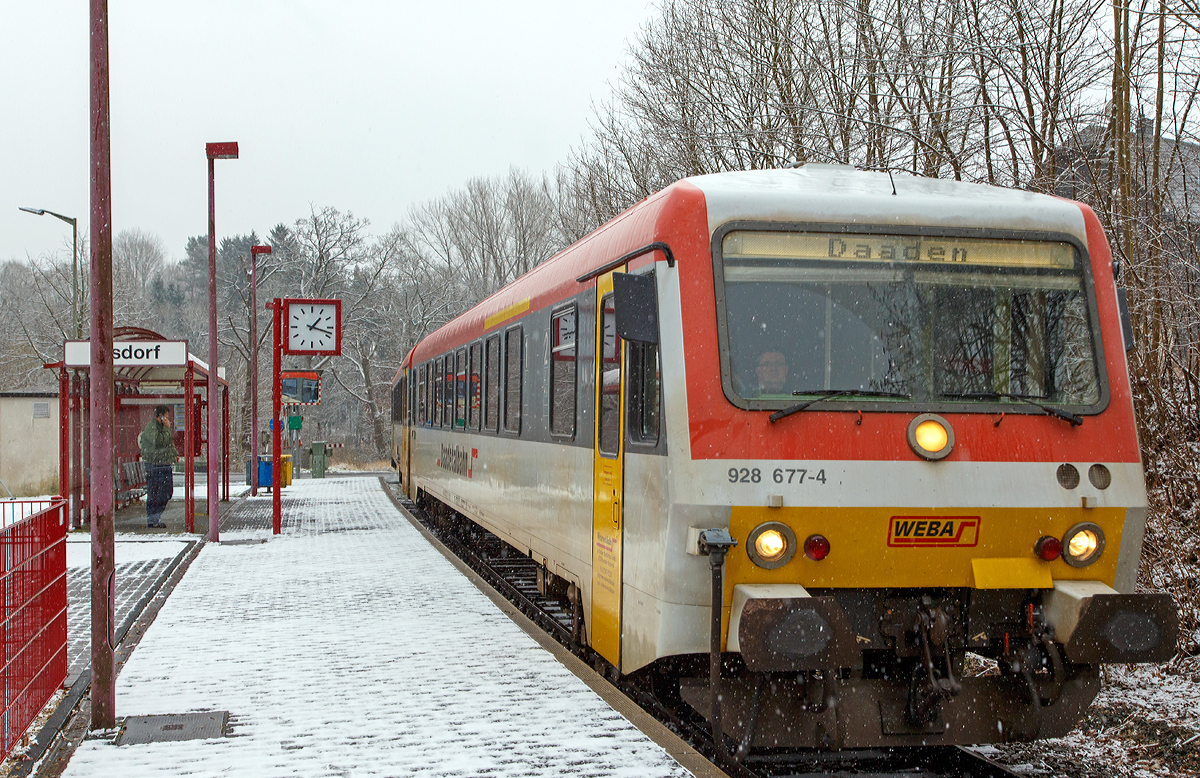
[904,599,962,727]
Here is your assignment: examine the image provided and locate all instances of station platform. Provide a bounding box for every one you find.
[52,476,708,778]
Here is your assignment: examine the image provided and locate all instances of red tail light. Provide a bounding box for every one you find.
[1035,536,1062,561]
[804,534,830,561]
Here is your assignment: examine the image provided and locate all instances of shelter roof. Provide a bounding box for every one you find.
[43,327,228,388]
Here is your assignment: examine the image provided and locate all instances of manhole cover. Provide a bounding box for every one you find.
[118,712,229,745]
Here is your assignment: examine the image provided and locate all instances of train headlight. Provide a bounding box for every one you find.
[907,414,954,461]
[747,522,796,569]
[1062,522,1105,567]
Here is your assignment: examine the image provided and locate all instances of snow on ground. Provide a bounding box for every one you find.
[990,659,1200,777]
[64,537,189,568]
[60,477,694,778]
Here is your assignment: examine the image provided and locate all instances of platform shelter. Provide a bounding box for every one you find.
[43,327,230,532]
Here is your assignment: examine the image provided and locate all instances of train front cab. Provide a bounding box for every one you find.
[657,173,1180,749]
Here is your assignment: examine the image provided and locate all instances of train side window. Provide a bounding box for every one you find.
[550,305,577,438]
[485,335,501,432]
[455,348,468,429]
[427,362,436,425]
[469,342,482,430]
[598,294,621,457]
[434,357,444,428]
[628,341,661,445]
[443,356,455,428]
[398,372,408,422]
[504,326,522,434]
[416,365,425,425]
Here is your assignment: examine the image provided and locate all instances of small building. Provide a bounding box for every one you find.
[0,391,60,497]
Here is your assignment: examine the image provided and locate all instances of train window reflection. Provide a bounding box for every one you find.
[719,230,1101,407]
[628,341,660,444]
[469,342,482,430]
[455,348,468,429]
[485,335,500,432]
[504,327,522,434]
[443,356,454,428]
[599,295,621,457]
[550,306,577,438]
[434,357,444,427]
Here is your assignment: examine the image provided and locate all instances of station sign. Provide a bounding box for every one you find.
[64,340,189,367]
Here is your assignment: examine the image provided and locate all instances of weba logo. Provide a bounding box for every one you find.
[888,516,980,547]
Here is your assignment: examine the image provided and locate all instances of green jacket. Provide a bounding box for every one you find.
[139,418,178,465]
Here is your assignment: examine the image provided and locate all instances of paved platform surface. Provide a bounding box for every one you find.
[59,476,694,777]
[65,541,190,681]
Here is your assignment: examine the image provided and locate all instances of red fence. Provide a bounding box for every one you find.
[1,500,67,757]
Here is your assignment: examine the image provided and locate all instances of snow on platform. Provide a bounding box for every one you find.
[62,476,695,778]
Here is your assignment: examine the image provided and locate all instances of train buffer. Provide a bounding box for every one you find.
[47,476,708,778]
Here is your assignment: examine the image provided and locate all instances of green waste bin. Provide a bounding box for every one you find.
[311,441,329,479]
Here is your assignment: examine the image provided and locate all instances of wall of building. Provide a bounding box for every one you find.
[0,393,60,497]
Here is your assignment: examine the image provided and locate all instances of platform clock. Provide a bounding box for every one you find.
[283,298,342,356]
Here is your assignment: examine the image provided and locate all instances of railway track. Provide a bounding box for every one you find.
[397,490,1021,778]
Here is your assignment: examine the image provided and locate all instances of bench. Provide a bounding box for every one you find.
[118,460,148,505]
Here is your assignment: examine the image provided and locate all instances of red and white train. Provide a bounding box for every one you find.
[391,166,1177,750]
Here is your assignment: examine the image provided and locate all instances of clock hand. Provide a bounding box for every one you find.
[309,325,333,336]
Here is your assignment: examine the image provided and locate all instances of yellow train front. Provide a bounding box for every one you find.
[392,166,1178,750]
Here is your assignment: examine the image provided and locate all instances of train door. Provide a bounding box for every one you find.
[592,271,625,667]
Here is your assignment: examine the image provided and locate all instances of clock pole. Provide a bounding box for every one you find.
[271,298,283,534]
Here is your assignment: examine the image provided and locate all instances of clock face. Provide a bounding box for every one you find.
[286,299,341,355]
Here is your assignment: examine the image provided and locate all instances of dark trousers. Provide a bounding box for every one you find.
[146,464,174,520]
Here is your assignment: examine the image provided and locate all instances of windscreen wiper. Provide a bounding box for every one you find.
[769,389,912,424]
[942,391,1084,426]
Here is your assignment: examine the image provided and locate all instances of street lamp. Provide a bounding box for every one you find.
[205,141,238,542]
[19,207,80,338]
[249,244,272,497]
[21,206,83,533]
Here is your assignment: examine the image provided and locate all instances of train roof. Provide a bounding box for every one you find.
[401,166,1094,369]
[687,165,1089,244]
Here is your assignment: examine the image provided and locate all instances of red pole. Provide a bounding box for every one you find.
[222,384,229,502]
[249,245,270,498]
[271,299,282,534]
[58,368,68,498]
[82,382,91,523]
[251,253,258,497]
[203,142,236,543]
[185,363,194,534]
[71,372,82,529]
[89,0,116,730]
[206,157,219,542]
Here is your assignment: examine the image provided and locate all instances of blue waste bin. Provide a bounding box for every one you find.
[257,459,273,489]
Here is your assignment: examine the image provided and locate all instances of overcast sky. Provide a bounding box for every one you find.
[2,0,655,265]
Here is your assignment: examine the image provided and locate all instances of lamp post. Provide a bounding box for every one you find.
[20,206,83,530]
[19,207,80,338]
[205,141,238,543]
[249,244,271,496]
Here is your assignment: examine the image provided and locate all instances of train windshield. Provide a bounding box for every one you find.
[717,229,1103,409]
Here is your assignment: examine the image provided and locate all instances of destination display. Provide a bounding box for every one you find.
[722,230,1075,269]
